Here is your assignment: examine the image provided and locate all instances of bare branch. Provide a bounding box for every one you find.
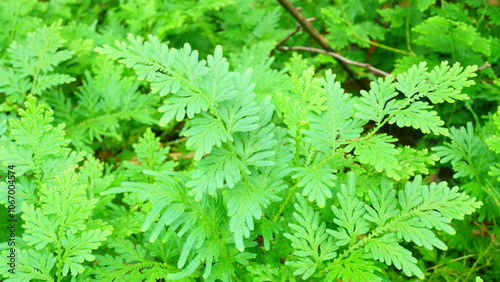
[477,61,491,72]
[275,17,315,47]
[277,45,390,77]
[276,0,369,90]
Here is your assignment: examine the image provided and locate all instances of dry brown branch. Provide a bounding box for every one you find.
[277,45,391,77]
[276,0,369,89]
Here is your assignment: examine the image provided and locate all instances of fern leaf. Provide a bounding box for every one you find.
[292,166,336,208]
[0,249,56,282]
[328,173,370,246]
[95,33,172,82]
[394,217,447,250]
[182,113,232,160]
[186,146,247,200]
[355,76,398,125]
[60,228,111,276]
[325,174,481,280]
[216,69,260,133]
[388,101,447,135]
[486,106,500,153]
[234,123,276,167]
[22,203,59,249]
[303,70,365,154]
[57,63,158,152]
[433,122,494,178]
[365,233,424,278]
[284,194,338,279]
[394,62,429,98]
[30,73,74,95]
[364,178,399,226]
[393,147,439,180]
[174,43,209,85]
[327,251,382,281]
[158,91,208,125]
[122,128,176,180]
[233,95,277,167]
[101,170,224,278]
[278,68,326,132]
[225,181,280,252]
[352,133,402,180]
[200,45,236,102]
[1,21,75,102]
[426,61,477,103]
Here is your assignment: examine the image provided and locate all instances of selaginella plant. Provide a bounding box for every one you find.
[74,34,482,281]
[0,96,112,281]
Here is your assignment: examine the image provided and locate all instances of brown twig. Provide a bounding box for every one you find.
[477,61,491,72]
[274,17,315,47]
[277,45,391,77]
[276,0,369,90]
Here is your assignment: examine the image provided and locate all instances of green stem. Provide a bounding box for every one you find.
[460,240,495,281]
[406,8,414,54]
[272,183,299,222]
[475,0,489,29]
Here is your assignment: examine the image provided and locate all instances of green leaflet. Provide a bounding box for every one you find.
[283,195,337,279]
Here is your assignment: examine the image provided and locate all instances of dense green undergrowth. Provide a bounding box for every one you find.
[0,0,499,281]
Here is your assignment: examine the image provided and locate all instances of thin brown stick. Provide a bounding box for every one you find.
[477,61,491,72]
[277,45,390,76]
[271,17,315,57]
[274,17,316,47]
[276,0,369,89]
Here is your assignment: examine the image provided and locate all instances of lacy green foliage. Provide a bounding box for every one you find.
[433,120,500,221]
[429,110,500,281]
[89,35,482,280]
[413,16,490,59]
[96,36,291,273]
[0,0,496,280]
[218,0,287,48]
[0,96,112,281]
[47,61,158,152]
[103,0,232,41]
[0,22,75,112]
[121,128,177,182]
[285,174,480,280]
[279,61,473,209]
[486,106,500,156]
[0,0,41,52]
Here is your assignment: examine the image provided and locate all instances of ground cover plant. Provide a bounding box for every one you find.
[0,0,499,281]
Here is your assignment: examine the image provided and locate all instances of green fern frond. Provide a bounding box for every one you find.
[433,122,494,178]
[284,194,337,279]
[0,21,75,108]
[284,173,481,281]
